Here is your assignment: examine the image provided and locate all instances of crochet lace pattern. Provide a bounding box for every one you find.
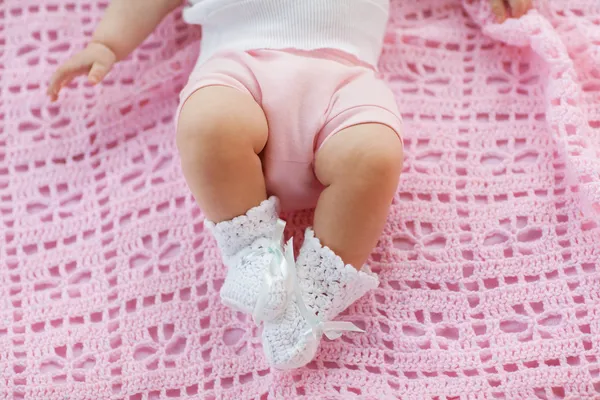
[1,0,599,398]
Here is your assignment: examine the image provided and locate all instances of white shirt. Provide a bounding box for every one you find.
[183,0,390,67]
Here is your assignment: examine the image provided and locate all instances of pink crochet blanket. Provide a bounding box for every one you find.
[2,0,599,399]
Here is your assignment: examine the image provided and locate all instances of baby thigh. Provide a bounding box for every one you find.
[313,123,404,268]
[177,86,269,222]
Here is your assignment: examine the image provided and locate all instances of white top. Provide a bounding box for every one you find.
[183,0,390,67]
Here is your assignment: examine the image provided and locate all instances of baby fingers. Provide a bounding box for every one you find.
[508,0,532,19]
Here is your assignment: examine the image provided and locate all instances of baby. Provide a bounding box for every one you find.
[48,0,531,370]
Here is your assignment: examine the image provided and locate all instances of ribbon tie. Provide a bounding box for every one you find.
[251,220,364,340]
[250,220,295,323]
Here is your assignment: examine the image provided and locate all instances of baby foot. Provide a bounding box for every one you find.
[262,229,379,369]
[205,197,290,322]
[220,221,293,322]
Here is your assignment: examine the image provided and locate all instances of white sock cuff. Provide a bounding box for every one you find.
[298,228,379,321]
[205,197,280,258]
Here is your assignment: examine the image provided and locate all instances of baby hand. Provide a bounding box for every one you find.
[47,42,116,101]
[489,0,532,23]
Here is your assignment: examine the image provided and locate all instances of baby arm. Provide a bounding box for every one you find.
[489,0,532,22]
[48,0,183,101]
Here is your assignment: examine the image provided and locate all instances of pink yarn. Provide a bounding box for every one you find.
[2,0,599,399]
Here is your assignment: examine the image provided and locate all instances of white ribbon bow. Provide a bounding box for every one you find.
[252,220,364,341]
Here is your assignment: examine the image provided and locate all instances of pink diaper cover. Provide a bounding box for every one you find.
[177,48,403,212]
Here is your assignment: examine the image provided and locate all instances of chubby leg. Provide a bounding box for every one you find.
[262,123,401,369]
[177,86,289,321]
[177,85,268,222]
[314,123,403,268]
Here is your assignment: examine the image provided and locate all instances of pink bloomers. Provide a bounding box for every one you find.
[178,48,403,211]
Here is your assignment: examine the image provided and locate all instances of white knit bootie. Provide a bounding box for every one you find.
[261,228,379,370]
[205,197,291,322]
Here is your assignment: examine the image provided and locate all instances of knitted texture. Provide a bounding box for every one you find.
[298,229,380,322]
[262,229,380,370]
[218,228,290,321]
[205,196,280,259]
[2,0,600,399]
[184,0,390,66]
[206,197,288,319]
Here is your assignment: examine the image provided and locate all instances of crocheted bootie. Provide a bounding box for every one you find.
[205,197,290,322]
[262,228,379,369]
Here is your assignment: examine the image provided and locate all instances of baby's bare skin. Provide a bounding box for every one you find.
[490,0,532,23]
[47,0,532,101]
[47,0,181,101]
[47,0,533,268]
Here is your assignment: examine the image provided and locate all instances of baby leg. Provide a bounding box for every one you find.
[177,85,289,321]
[314,123,403,268]
[177,86,268,222]
[261,123,401,369]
